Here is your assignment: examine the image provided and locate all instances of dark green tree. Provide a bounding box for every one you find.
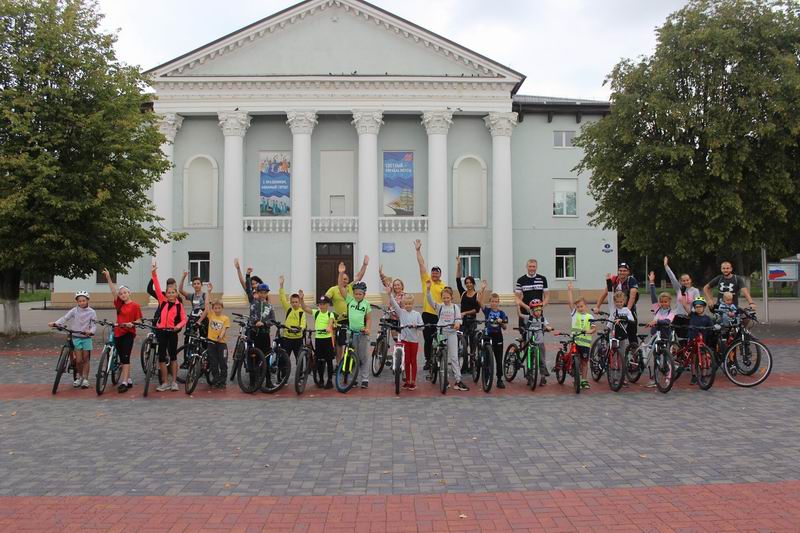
[576,0,800,279]
[0,0,171,335]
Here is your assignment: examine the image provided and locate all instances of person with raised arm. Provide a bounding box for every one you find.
[101,269,142,392]
[415,240,444,371]
[198,282,230,389]
[325,256,369,362]
[151,260,188,392]
[298,289,337,389]
[385,282,424,390]
[456,256,480,373]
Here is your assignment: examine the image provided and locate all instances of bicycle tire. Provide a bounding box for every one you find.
[309,347,324,387]
[471,348,481,383]
[371,335,387,377]
[480,344,493,393]
[723,339,771,387]
[335,348,359,393]
[262,349,291,393]
[625,344,643,383]
[438,347,448,394]
[143,344,158,397]
[394,347,403,395]
[654,345,676,394]
[607,347,624,392]
[185,355,202,394]
[175,344,189,384]
[230,339,245,382]
[430,349,439,385]
[554,350,567,384]
[294,348,309,395]
[111,350,122,386]
[237,347,265,394]
[572,353,581,394]
[95,346,110,396]
[528,346,539,391]
[589,337,606,382]
[52,344,71,395]
[458,334,467,373]
[695,345,716,390]
[140,336,152,374]
[503,343,519,382]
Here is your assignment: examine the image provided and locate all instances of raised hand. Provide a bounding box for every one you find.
[363,255,369,265]
[425,279,432,290]
[480,280,488,291]
[279,275,285,287]
[182,270,188,278]
[298,289,304,299]
[605,273,612,280]
[234,258,240,269]
[567,281,574,290]
[101,268,111,279]
[151,259,157,273]
[246,267,253,275]
[207,282,214,292]
[338,261,346,274]
[413,239,422,251]
[649,271,656,284]
[663,256,669,267]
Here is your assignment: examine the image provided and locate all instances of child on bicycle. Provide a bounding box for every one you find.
[298,291,337,389]
[340,281,372,389]
[152,261,187,392]
[386,283,424,390]
[199,283,230,389]
[101,269,143,392]
[644,272,676,387]
[516,298,554,386]
[49,291,97,389]
[567,282,597,390]
[481,289,509,389]
[714,292,738,328]
[687,296,715,384]
[245,268,275,355]
[425,280,468,391]
[278,275,307,364]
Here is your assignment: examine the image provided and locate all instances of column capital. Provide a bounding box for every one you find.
[352,110,384,135]
[421,110,453,136]
[484,112,518,137]
[158,113,183,142]
[287,110,318,135]
[218,110,251,137]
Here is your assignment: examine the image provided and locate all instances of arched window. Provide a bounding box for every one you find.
[452,154,487,227]
[183,155,219,228]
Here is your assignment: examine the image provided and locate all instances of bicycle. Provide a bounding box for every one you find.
[176,314,207,384]
[714,308,772,387]
[139,317,157,374]
[229,313,266,394]
[553,332,584,394]
[427,324,462,394]
[643,321,679,393]
[261,321,294,394]
[588,311,610,382]
[470,320,495,393]
[503,319,548,391]
[657,325,718,393]
[94,319,123,396]
[139,321,160,397]
[459,317,478,373]
[294,328,325,395]
[50,325,85,395]
[335,326,361,393]
[184,334,214,395]
[591,316,629,392]
[386,324,423,395]
[370,305,393,377]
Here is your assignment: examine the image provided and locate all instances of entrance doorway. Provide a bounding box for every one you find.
[316,242,354,297]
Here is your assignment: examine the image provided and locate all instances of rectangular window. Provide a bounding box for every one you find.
[458,247,481,279]
[555,248,576,280]
[553,130,576,148]
[95,271,117,284]
[188,252,210,283]
[553,179,578,216]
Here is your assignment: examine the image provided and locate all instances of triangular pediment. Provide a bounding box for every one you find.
[146,0,524,84]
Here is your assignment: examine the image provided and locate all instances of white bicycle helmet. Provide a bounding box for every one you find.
[74,290,90,300]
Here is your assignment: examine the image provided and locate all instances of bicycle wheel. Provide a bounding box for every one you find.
[143,345,157,397]
[140,336,152,374]
[230,339,245,382]
[527,346,539,391]
[335,348,358,393]
[625,344,643,384]
[175,344,189,384]
[572,353,581,394]
[111,351,122,385]
[237,347,265,394]
[471,349,481,383]
[429,349,439,385]
[262,349,291,393]
[458,334,467,372]
[310,348,324,387]
[503,343,520,382]
[52,344,71,395]
[554,350,566,384]
[294,348,309,395]
[480,344,493,393]
[607,347,624,392]
[95,346,110,396]
[438,348,448,394]
[723,339,771,387]
[694,345,716,390]
[589,337,606,382]
[394,347,403,395]
[371,335,387,377]
[185,354,202,394]
[653,346,675,394]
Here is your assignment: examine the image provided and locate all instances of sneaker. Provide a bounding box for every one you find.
[73,378,81,388]
[646,380,657,388]
[409,384,417,391]
[324,380,333,390]
[81,379,90,389]
[156,383,170,392]
[423,361,430,371]
[690,376,698,385]
[127,379,134,388]
[539,377,547,386]
[170,381,179,391]
[454,382,469,391]
[117,383,128,393]
[360,381,369,389]
[542,367,550,377]
[497,380,506,389]
[402,383,411,389]
[580,380,590,390]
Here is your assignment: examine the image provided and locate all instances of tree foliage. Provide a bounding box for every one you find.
[576,0,800,266]
[0,0,170,333]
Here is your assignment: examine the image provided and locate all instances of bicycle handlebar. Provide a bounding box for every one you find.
[51,325,89,335]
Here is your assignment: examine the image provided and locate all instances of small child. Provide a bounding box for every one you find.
[246,268,275,355]
[715,292,738,328]
[566,282,597,390]
[49,291,97,389]
[645,272,676,387]
[517,298,554,386]
[299,291,337,389]
[386,284,424,390]
[610,291,635,356]
[687,296,714,385]
[200,283,230,389]
[425,280,468,391]
[481,287,509,389]
[279,275,307,363]
[341,281,371,389]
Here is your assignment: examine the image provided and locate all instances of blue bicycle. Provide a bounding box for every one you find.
[94,319,122,396]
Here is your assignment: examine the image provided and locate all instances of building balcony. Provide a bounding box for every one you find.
[242,216,428,233]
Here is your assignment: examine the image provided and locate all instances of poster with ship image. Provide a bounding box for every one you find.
[259,151,291,216]
[383,151,414,216]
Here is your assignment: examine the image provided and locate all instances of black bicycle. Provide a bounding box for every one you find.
[294,328,325,395]
[261,321,293,394]
[229,313,266,394]
[139,321,160,397]
[51,325,84,394]
[427,324,461,394]
[470,320,495,393]
[588,311,611,382]
[176,314,207,384]
[184,333,214,394]
[714,309,772,387]
[370,305,393,377]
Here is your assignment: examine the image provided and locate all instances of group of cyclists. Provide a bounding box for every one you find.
[49,242,771,396]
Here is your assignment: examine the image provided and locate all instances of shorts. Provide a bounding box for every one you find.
[335,319,349,346]
[576,345,590,359]
[73,337,93,351]
[315,337,335,361]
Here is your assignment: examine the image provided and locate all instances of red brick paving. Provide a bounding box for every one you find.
[3,370,800,401]
[0,481,798,531]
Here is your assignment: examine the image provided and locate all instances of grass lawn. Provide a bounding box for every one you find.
[17,290,51,303]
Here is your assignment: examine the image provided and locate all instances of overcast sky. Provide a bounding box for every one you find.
[96,0,688,101]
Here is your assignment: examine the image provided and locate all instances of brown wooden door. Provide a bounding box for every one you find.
[316,242,354,297]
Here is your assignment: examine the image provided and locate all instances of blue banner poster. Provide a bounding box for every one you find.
[383,151,414,216]
[259,151,291,216]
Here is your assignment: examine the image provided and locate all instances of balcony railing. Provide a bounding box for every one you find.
[311,216,358,233]
[242,216,428,233]
[243,216,291,232]
[378,217,428,232]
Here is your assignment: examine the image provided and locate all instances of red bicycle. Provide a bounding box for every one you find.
[655,325,717,393]
[554,333,583,394]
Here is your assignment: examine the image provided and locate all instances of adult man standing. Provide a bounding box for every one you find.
[415,239,444,370]
[514,259,550,335]
[594,262,639,344]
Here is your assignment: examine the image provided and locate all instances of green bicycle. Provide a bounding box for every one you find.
[94,319,123,396]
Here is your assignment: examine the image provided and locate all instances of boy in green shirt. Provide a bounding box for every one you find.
[567,281,597,390]
[339,281,371,389]
[299,290,337,389]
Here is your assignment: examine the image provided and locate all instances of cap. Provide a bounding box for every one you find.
[257,283,270,292]
[618,262,630,269]
[318,295,332,304]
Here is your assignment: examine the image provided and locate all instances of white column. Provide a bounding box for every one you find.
[352,110,384,300]
[485,112,518,300]
[421,110,453,282]
[218,110,251,304]
[154,113,183,280]
[287,111,318,297]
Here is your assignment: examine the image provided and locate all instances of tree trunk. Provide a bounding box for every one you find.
[0,269,22,337]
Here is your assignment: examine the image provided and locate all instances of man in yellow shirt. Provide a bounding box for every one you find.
[324,256,368,361]
[415,239,444,369]
[279,275,307,364]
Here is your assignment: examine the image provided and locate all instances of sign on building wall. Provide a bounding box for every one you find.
[383,151,414,216]
[259,151,291,216]
[768,263,798,282]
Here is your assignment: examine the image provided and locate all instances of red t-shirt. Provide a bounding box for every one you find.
[114,297,143,337]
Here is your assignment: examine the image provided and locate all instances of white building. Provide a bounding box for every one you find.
[54,0,615,306]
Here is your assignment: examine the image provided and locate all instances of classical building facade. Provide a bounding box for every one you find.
[54,0,615,305]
